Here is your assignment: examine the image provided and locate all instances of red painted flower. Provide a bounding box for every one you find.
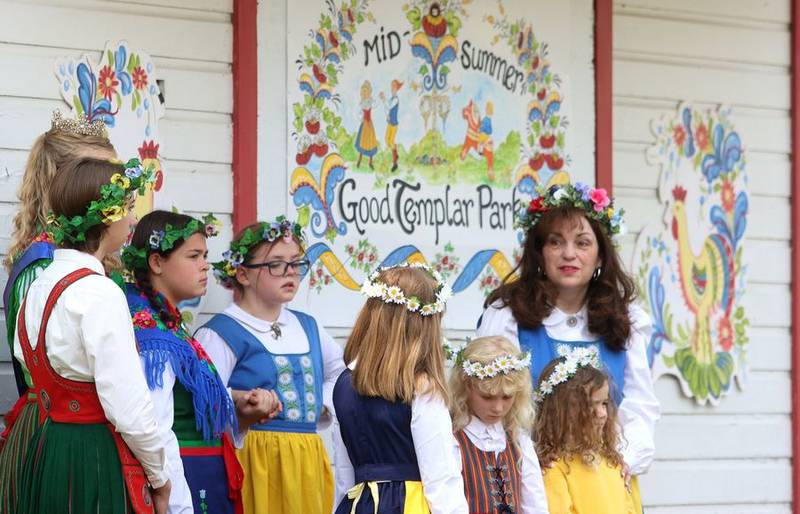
[98,65,119,101]
[673,125,686,148]
[721,180,735,213]
[527,197,547,213]
[695,123,709,151]
[718,317,733,352]
[132,66,148,90]
[133,310,157,329]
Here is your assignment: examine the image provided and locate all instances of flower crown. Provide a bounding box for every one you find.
[461,352,531,380]
[46,158,155,245]
[516,182,625,237]
[212,216,305,289]
[51,109,107,138]
[121,213,221,271]
[533,346,602,402]
[360,263,452,316]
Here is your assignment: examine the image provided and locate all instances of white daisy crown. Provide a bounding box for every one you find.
[461,352,532,380]
[360,262,452,316]
[533,346,602,402]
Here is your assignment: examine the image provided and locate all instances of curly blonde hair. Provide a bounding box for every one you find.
[4,128,115,271]
[344,266,448,404]
[533,358,624,469]
[449,336,535,443]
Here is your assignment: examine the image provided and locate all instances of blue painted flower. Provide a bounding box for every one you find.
[114,46,133,96]
[76,62,116,127]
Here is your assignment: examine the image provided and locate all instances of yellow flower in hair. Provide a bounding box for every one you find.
[607,207,614,218]
[110,173,130,189]
[101,205,126,223]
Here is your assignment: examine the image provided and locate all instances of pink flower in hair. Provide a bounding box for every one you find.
[589,188,610,212]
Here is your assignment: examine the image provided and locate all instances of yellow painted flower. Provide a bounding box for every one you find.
[110,173,130,189]
[101,205,126,223]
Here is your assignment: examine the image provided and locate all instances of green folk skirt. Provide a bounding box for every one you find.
[17,418,134,514]
[0,400,38,514]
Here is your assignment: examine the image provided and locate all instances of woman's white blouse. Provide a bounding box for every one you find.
[476,302,660,475]
[195,302,345,427]
[13,249,171,488]
[460,416,549,514]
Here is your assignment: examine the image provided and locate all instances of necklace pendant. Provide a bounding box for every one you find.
[270,322,282,339]
[566,316,578,328]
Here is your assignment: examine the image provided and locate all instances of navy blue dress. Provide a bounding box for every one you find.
[333,369,431,514]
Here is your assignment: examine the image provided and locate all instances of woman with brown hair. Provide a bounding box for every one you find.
[14,157,172,513]
[476,182,659,479]
[332,264,467,514]
[0,112,115,514]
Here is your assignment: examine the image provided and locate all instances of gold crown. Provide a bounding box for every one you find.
[51,110,108,138]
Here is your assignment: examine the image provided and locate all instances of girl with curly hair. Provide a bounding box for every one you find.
[534,352,642,514]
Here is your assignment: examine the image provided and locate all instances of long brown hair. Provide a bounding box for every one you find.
[48,157,125,255]
[485,206,635,351]
[533,358,624,469]
[4,128,114,270]
[344,266,448,404]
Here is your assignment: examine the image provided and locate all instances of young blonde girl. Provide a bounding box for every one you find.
[0,113,115,514]
[333,264,467,514]
[534,349,642,514]
[449,336,548,514]
[195,218,345,514]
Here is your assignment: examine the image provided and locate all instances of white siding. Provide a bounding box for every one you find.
[613,0,793,510]
[0,0,234,412]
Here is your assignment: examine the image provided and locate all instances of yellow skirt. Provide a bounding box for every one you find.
[238,430,333,514]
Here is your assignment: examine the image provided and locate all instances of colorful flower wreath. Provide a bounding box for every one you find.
[212,216,305,289]
[360,262,452,316]
[533,346,602,402]
[46,158,155,245]
[516,182,625,238]
[121,213,221,271]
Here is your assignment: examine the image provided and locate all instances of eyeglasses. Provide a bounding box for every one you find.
[241,259,310,277]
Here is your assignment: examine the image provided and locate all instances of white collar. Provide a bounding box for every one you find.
[543,305,587,327]
[53,249,105,275]
[464,415,505,440]
[225,302,289,334]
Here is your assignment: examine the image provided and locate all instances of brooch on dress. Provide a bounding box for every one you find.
[270,321,282,340]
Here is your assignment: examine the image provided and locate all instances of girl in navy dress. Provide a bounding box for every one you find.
[333,264,468,514]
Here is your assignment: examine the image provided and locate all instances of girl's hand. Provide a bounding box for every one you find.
[233,388,275,428]
[621,462,632,491]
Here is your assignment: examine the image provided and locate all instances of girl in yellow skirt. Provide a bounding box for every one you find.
[332,264,468,513]
[195,218,345,514]
[534,348,642,514]
[355,80,378,170]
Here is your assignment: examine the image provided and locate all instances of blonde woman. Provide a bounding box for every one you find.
[332,264,468,514]
[449,336,548,514]
[0,113,115,514]
[354,80,378,170]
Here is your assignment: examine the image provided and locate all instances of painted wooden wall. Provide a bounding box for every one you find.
[612,0,793,511]
[0,0,235,411]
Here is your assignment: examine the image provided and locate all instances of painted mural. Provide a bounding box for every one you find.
[632,103,749,405]
[54,41,165,218]
[286,0,593,328]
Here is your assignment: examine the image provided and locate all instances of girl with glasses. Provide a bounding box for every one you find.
[195,218,345,514]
